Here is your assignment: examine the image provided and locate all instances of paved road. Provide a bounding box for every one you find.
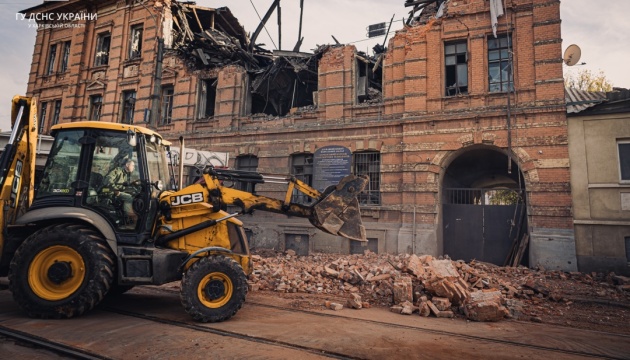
[0,286,628,359]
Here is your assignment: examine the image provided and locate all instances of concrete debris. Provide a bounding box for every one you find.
[248,250,630,323]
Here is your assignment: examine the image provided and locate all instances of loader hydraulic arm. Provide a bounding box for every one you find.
[203,168,369,241]
[0,96,38,260]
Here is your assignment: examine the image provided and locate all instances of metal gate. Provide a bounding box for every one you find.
[443,188,525,265]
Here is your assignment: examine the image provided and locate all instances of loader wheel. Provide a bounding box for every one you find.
[180,255,247,323]
[8,224,115,319]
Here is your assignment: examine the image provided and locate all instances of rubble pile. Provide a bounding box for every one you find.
[248,250,630,323]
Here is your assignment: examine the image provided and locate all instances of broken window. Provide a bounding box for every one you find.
[161,85,174,125]
[250,56,319,117]
[353,151,381,205]
[356,54,383,104]
[46,44,57,75]
[39,101,47,132]
[89,95,103,121]
[488,35,513,92]
[51,100,61,126]
[618,141,630,182]
[445,41,468,96]
[94,32,111,66]
[60,41,71,73]
[197,79,216,119]
[291,153,313,204]
[235,155,258,193]
[121,90,136,124]
[128,24,143,59]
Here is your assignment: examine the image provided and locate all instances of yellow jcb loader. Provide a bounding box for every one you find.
[0,96,368,322]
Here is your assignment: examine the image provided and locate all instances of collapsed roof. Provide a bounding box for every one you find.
[170,1,384,116]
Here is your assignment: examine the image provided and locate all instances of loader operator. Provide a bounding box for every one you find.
[102,158,138,225]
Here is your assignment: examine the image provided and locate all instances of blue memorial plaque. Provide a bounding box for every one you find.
[313,146,351,191]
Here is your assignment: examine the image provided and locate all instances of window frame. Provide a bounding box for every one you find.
[444,40,468,96]
[89,94,103,121]
[39,101,48,133]
[121,90,136,124]
[161,85,174,125]
[617,140,630,183]
[46,43,57,75]
[197,79,217,119]
[235,155,259,193]
[128,24,143,60]
[60,41,71,73]
[94,32,111,67]
[290,153,314,204]
[488,34,514,93]
[51,100,62,126]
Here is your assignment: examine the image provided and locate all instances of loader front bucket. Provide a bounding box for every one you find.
[310,175,369,242]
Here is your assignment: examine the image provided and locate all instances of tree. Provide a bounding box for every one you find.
[564,69,613,92]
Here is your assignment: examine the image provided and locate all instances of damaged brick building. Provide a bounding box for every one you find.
[21,0,577,271]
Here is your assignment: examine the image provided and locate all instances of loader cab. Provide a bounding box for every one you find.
[33,122,173,243]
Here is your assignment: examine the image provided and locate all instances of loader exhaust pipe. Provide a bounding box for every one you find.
[309,175,369,242]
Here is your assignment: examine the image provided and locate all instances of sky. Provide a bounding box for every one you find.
[0,0,628,131]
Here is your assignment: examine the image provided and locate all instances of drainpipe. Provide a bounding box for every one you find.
[412,205,417,254]
[179,136,184,189]
[150,38,164,127]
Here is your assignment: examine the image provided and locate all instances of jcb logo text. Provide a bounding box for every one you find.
[171,192,204,206]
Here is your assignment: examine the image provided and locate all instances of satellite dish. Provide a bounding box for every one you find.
[563,44,582,66]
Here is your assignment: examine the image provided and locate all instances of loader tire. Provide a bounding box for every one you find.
[8,224,115,319]
[180,255,247,323]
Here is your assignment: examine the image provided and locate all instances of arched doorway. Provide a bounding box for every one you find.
[441,146,528,266]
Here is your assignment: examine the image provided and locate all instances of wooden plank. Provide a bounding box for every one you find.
[512,233,529,267]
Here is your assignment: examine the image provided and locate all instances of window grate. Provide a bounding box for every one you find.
[353,152,380,205]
